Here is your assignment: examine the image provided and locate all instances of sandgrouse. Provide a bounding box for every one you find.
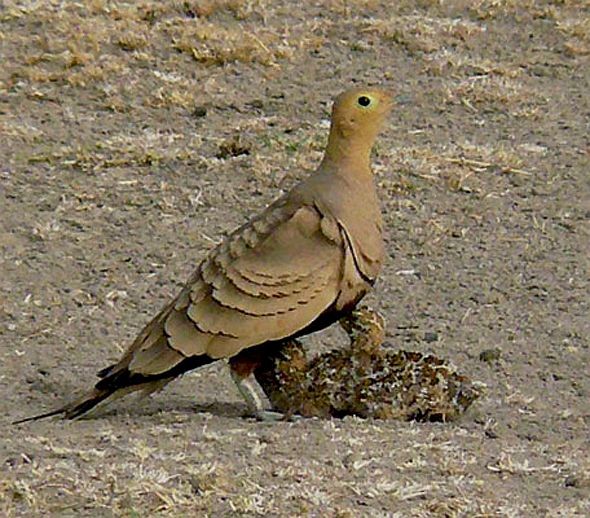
[254,306,481,421]
[15,87,392,423]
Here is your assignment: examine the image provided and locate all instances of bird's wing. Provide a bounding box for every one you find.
[116,199,345,377]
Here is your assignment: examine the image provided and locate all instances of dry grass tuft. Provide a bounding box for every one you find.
[554,11,590,55]
[424,51,521,78]
[384,140,535,196]
[170,22,288,66]
[363,15,485,55]
[444,75,547,117]
[468,0,538,20]
[26,130,204,171]
[3,0,291,99]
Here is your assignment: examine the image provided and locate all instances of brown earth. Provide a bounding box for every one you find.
[1,1,588,516]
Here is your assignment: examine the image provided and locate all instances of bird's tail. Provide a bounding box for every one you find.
[12,386,120,424]
[12,354,214,424]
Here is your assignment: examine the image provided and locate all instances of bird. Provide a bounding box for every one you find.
[253,306,482,422]
[14,86,392,424]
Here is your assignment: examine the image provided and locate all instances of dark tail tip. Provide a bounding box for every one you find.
[12,387,113,425]
[12,408,65,425]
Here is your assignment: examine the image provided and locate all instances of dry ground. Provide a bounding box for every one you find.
[1,0,589,516]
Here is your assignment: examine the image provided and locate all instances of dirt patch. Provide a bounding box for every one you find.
[1,0,588,515]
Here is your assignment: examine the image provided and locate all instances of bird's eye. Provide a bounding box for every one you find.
[357,95,372,107]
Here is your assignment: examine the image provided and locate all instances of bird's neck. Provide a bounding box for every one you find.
[321,129,374,176]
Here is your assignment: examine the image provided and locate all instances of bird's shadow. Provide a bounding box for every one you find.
[11,392,251,425]
[101,399,249,421]
[13,367,253,424]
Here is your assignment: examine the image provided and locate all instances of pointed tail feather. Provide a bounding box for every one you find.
[12,387,114,424]
[12,407,69,425]
[13,354,216,424]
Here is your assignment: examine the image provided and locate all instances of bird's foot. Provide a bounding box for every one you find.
[254,409,285,422]
[230,361,304,422]
[254,409,303,422]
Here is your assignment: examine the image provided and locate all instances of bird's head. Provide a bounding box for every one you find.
[324,87,392,167]
[332,87,392,134]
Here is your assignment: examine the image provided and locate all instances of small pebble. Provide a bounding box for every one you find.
[192,106,207,118]
[479,348,502,362]
[424,331,438,343]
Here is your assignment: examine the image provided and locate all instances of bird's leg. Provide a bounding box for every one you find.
[229,369,284,421]
[228,345,285,421]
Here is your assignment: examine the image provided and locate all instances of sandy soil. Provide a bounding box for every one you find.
[1,1,588,516]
